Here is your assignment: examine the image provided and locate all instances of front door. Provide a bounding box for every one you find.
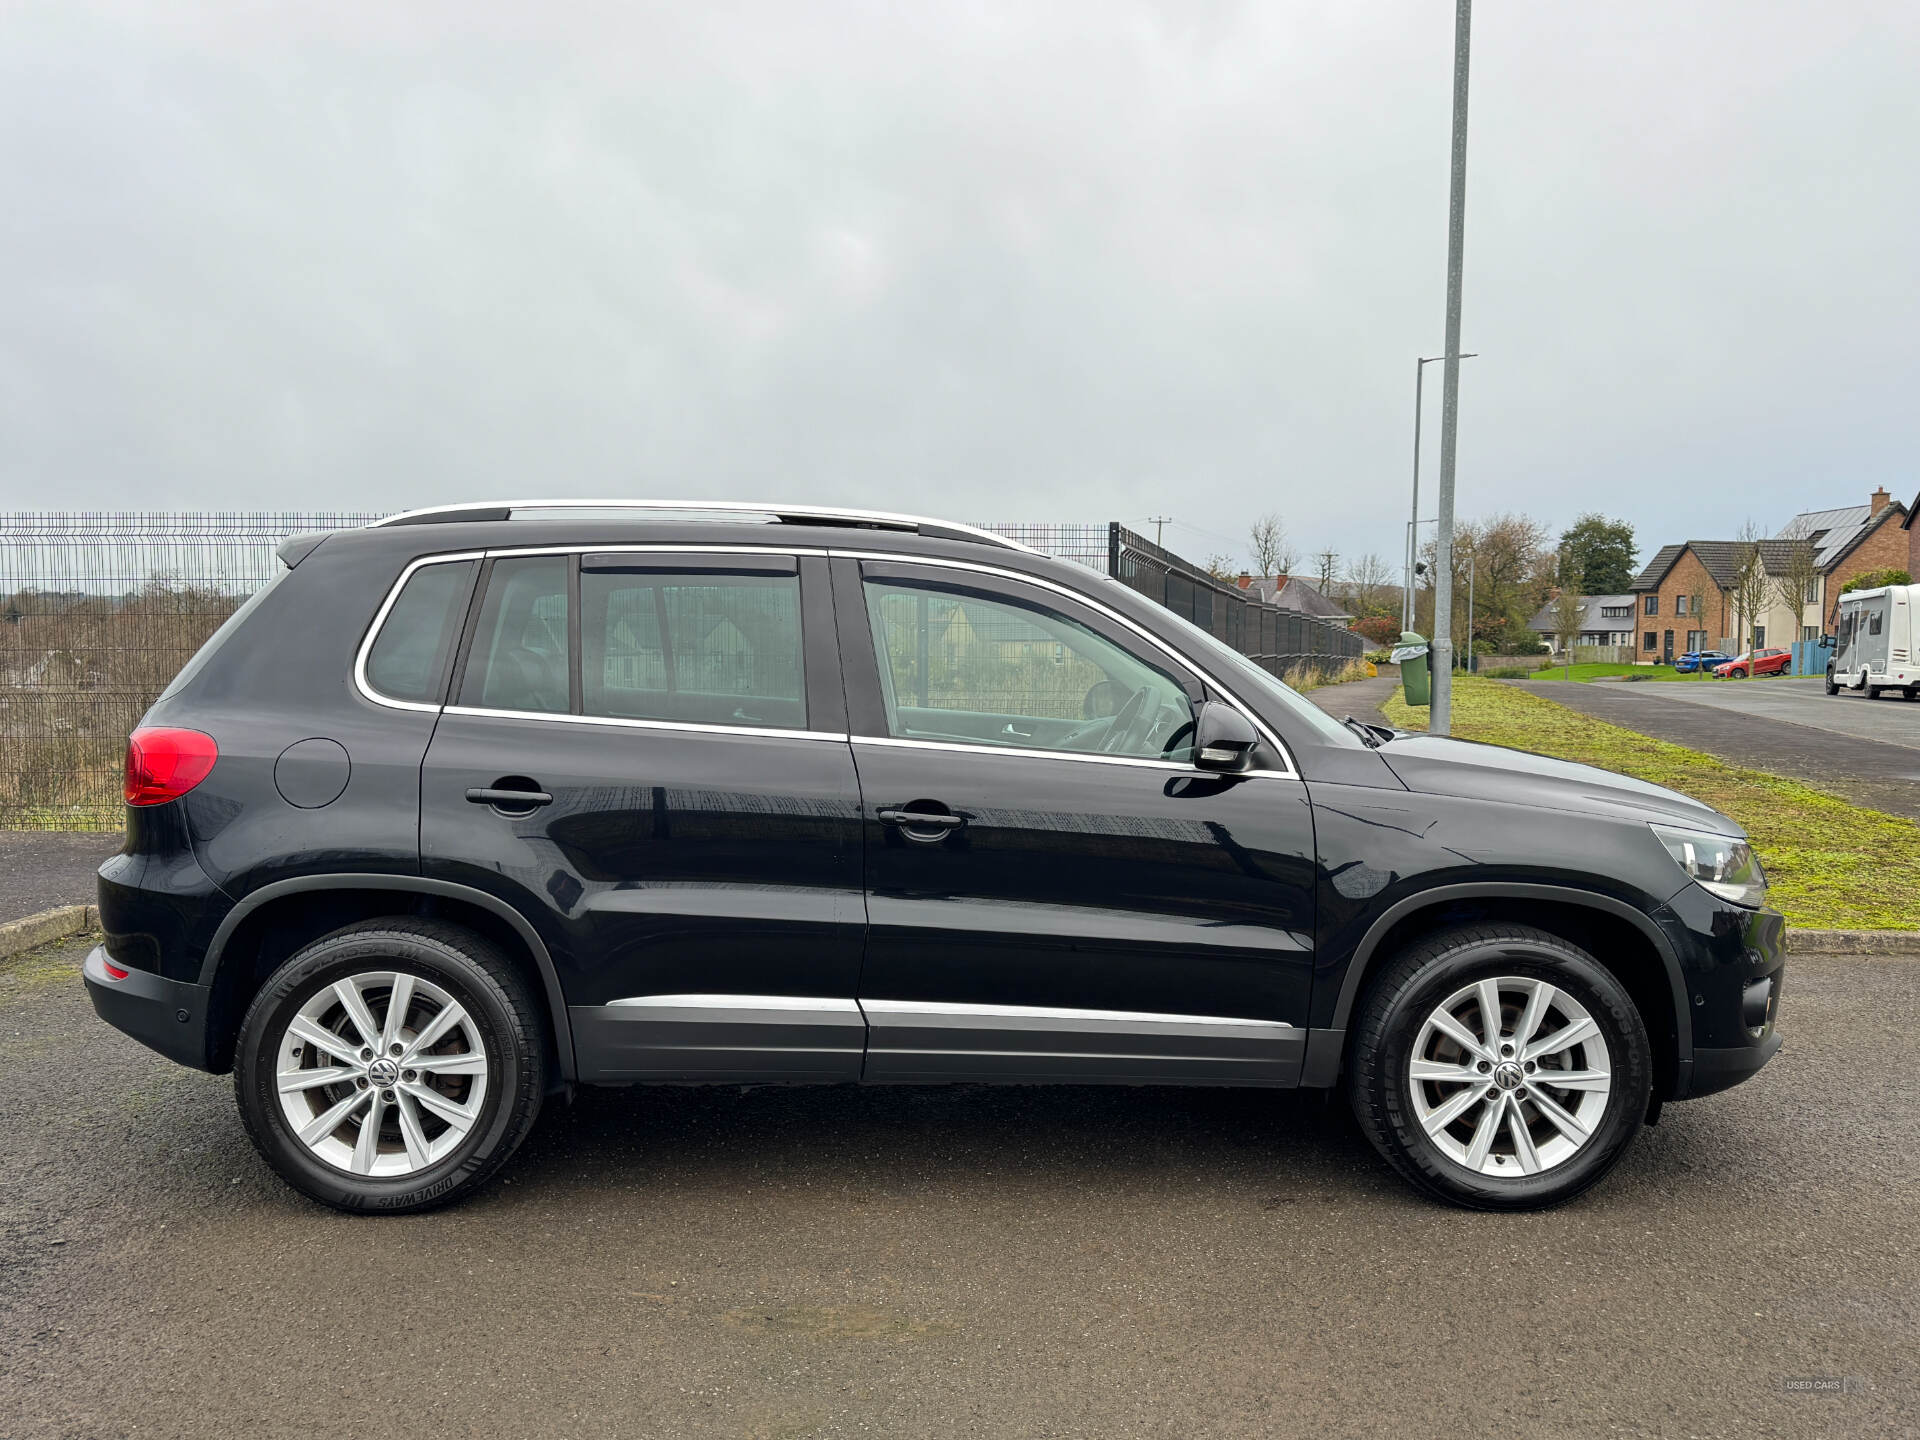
[420,549,868,1083]
[1662,629,1674,663]
[834,557,1315,1086]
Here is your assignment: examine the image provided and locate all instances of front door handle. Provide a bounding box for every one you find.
[466,785,553,809]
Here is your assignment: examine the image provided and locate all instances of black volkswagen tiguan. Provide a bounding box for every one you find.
[84,501,1784,1213]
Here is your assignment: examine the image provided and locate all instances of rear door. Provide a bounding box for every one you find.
[419,547,868,1083]
[834,555,1315,1086]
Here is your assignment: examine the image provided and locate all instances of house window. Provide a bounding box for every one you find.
[1802,625,1819,642]
[1675,595,1688,616]
[1643,630,1657,651]
[1644,595,1658,615]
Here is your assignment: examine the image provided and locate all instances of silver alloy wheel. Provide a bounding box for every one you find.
[1408,976,1613,1176]
[274,970,491,1178]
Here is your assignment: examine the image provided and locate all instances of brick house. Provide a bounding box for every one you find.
[1776,487,1911,631]
[1630,544,1743,661]
[1631,488,1911,661]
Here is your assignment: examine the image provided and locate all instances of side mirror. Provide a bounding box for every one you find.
[1192,700,1258,773]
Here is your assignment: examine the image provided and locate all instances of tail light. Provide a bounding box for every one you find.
[125,727,219,806]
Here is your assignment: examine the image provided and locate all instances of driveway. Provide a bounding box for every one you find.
[0,831,122,921]
[4,938,1914,1439]
[1521,678,1920,822]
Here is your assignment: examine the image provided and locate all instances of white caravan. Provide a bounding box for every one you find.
[1827,584,1918,700]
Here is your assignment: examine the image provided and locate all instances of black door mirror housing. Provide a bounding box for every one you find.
[1192,700,1258,772]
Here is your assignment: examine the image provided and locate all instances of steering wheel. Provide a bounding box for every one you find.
[501,645,566,713]
[1100,685,1156,755]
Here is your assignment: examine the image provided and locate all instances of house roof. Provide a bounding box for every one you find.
[1632,541,1749,591]
[1777,500,1908,570]
[1527,593,1636,634]
[1271,577,1352,620]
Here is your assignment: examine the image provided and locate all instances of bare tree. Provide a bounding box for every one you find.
[1770,538,1820,650]
[1344,553,1395,618]
[1312,548,1340,593]
[1730,520,1770,663]
[1551,587,1586,679]
[1248,513,1295,579]
[1685,584,1708,655]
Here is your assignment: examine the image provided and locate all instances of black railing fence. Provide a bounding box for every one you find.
[2,512,1360,829]
[1106,524,1366,678]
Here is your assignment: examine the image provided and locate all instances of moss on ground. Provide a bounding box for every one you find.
[1382,679,1920,931]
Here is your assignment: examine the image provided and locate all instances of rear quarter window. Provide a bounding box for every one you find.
[362,559,478,704]
[158,566,293,701]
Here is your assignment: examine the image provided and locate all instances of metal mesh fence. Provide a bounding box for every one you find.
[1,513,380,829]
[1106,524,1366,679]
[2,512,1361,830]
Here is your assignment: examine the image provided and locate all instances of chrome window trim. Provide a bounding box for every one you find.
[852,734,1299,782]
[444,706,849,744]
[606,994,860,1013]
[356,542,1302,775]
[352,550,486,713]
[366,499,1040,555]
[837,548,1298,775]
[860,999,1295,1030]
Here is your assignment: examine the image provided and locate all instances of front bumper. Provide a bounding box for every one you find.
[1659,891,1787,1100]
[82,945,213,1071]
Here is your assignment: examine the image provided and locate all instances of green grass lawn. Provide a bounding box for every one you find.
[1382,678,1920,931]
[1523,662,1715,682]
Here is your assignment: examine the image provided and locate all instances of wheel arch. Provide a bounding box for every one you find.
[198,875,576,1083]
[1315,883,1690,1099]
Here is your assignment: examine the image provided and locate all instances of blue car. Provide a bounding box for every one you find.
[1673,650,1732,674]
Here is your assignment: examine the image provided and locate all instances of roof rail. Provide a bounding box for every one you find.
[366,499,1038,554]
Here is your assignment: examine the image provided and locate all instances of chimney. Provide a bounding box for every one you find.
[1871,486,1891,512]
[1236,573,1251,589]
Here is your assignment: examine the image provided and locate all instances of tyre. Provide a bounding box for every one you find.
[1825,667,1839,695]
[1349,924,1653,1211]
[234,919,546,1213]
[1866,685,1883,700]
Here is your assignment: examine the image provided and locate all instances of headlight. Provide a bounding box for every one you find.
[1651,824,1768,908]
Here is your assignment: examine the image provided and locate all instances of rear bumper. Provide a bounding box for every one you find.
[82,945,213,1071]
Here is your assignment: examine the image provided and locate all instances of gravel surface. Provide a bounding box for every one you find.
[0,833,122,923]
[3,938,1913,1438]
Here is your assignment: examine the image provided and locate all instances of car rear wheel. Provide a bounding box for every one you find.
[234,919,545,1213]
[1349,924,1653,1211]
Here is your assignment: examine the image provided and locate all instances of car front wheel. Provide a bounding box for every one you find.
[233,919,546,1213]
[1349,924,1653,1211]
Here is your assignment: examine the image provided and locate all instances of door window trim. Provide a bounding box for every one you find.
[836,550,1298,776]
[356,544,844,738]
[355,551,487,712]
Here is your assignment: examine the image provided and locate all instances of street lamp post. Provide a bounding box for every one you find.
[1430,0,1475,735]
[1404,353,1477,633]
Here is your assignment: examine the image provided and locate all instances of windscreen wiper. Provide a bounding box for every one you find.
[1341,714,1385,748]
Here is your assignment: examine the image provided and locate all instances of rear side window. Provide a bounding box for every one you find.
[458,557,571,714]
[581,570,804,729]
[363,559,476,704]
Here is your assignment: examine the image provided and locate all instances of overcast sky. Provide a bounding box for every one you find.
[3,1,1916,574]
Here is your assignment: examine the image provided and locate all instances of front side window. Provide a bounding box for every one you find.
[863,580,1196,761]
[459,556,571,714]
[582,570,804,729]
[364,559,476,703]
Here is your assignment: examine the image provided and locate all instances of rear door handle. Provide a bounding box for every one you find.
[466,786,553,808]
[876,808,964,830]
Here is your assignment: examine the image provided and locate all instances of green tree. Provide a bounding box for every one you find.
[1557,514,1637,595]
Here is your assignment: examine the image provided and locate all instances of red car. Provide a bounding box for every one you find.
[1715,647,1791,678]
